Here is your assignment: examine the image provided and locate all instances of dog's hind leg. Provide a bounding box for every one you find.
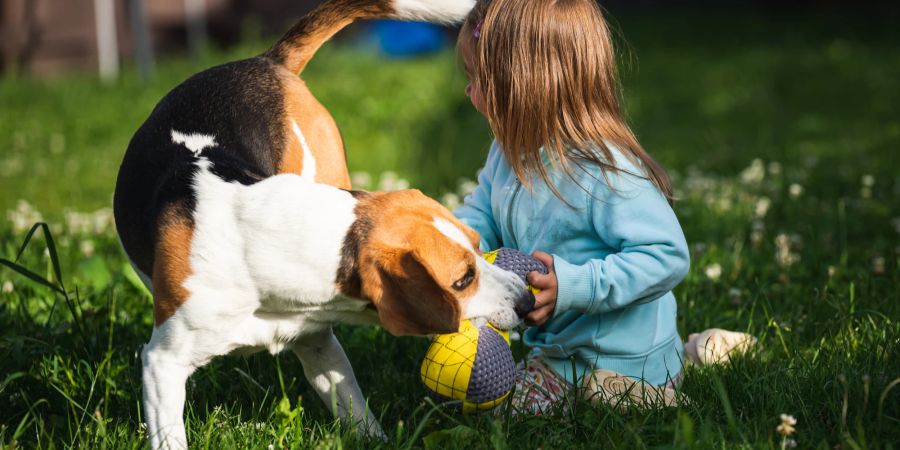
[141,319,224,450]
[142,336,192,449]
[292,327,385,439]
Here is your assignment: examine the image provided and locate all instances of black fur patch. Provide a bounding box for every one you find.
[114,57,284,275]
[335,192,373,299]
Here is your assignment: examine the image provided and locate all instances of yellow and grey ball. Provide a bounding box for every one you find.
[419,248,547,412]
[419,319,515,412]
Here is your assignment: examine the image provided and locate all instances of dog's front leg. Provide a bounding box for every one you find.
[292,327,385,439]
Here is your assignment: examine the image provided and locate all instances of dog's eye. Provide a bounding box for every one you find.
[452,267,475,291]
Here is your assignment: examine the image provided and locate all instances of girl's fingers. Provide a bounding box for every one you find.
[527,271,553,288]
[526,303,553,325]
[531,251,555,270]
[533,289,552,307]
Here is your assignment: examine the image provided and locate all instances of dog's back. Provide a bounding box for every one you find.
[114,0,474,280]
[114,59,279,276]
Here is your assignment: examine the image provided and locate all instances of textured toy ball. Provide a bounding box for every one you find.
[419,248,548,412]
[420,319,515,412]
[482,248,549,291]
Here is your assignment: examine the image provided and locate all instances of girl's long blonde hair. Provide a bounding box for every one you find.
[460,0,673,203]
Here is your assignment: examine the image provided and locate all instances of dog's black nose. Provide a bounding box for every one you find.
[514,290,536,319]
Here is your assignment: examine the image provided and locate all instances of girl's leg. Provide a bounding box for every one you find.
[506,354,573,415]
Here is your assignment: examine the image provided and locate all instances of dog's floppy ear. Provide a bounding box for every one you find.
[363,246,461,336]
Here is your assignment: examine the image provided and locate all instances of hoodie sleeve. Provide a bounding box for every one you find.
[552,172,691,316]
[453,142,503,252]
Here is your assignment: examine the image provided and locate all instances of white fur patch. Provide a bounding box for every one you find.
[171,129,217,155]
[432,217,475,253]
[464,258,527,330]
[291,120,317,181]
[392,0,475,23]
[140,166,384,446]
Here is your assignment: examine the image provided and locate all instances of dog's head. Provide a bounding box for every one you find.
[348,189,534,336]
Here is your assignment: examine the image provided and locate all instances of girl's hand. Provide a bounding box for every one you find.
[525,251,558,326]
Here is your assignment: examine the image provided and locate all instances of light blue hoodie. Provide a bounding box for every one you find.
[454,141,690,386]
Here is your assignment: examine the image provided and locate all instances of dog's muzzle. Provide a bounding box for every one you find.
[514,290,536,319]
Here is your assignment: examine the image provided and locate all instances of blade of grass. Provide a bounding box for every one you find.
[0,258,66,296]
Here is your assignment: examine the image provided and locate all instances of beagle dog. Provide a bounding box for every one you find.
[112,0,535,448]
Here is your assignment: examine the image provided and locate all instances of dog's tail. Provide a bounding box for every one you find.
[265,0,474,75]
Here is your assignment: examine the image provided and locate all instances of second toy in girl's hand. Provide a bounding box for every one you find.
[483,247,548,293]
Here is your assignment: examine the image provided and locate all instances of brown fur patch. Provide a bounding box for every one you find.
[346,190,486,335]
[276,69,351,189]
[265,0,393,75]
[151,210,194,325]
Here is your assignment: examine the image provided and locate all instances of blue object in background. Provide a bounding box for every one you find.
[371,20,448,57]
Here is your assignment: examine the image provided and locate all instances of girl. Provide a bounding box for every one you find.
[454,0,752,413]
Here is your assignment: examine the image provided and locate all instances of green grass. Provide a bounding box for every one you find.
[2,10,899,449]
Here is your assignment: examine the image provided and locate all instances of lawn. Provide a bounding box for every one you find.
[1,9,899,449]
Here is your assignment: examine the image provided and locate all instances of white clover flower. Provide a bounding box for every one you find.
[267,445,275,450]
[704,263,722,281]
[350,171,372,190]
[751,230,764,246]
[2,281,13,294]
[716,197,733,212]
[65,211,90,234]
[64,208,115,235]
[777,414,797,436]
[376,171,397,190]
[776,251,799,267]
[775,234,799,267]
[767,161,782,176]
[754,197,772,218]
[92,208,114,234]
[440,193,460,210]
[788,183,804,199]
[775,233,790,250]
[80,240,95,257]
[872,257,886,275]
[377,171,409,192]
[860,174,875,199]
[827,266,837,278]
[740,159,765,184]
[6,200,43,233]
[457,178,478,197]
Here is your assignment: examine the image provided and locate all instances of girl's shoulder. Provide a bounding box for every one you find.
[573,142,658,197]
[488,139,662,200]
